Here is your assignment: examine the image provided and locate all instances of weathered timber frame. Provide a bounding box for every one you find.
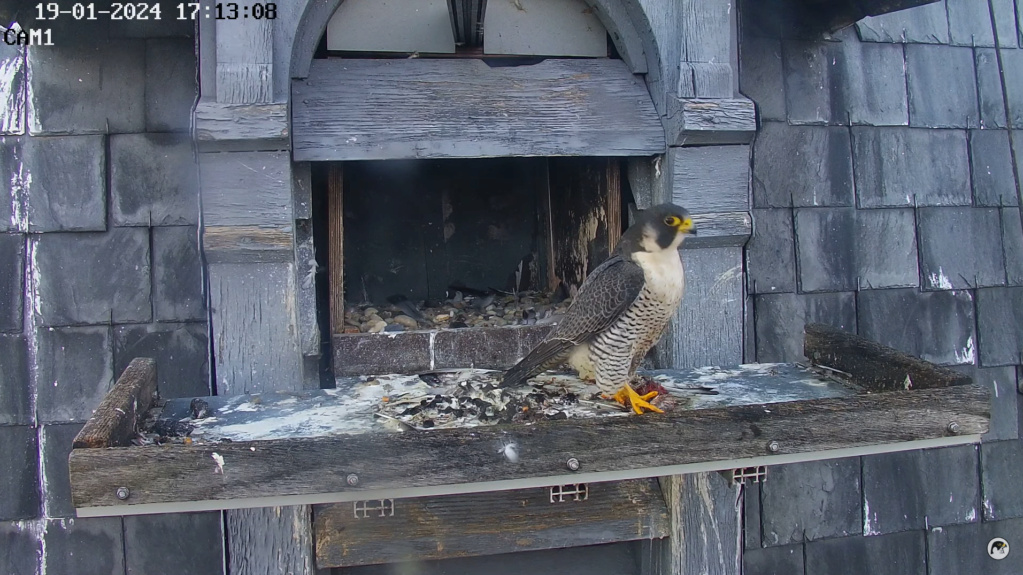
[70,325,988,514]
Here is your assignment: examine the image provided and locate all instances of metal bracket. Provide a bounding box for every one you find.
[722,466,767,485]
[353,499,395,518]
[550,483,588,503]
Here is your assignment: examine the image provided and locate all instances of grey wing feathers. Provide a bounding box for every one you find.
[501,256,645,387]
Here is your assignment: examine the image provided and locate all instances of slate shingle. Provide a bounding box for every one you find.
[0,335,30,426]
[743,543,804,575]
[754,291,857,362]
[33,229,152,327]
[0,137,25,232]
[124,512,224,575]
[853,127,971,207]
[947,0,1017,48]
[42,517,124,575]
[760,458,862,546]
[783,40,844,125]
[40,423,83,518]
[0,233,23,333]
[857,288,976,365]
[740,36,786,122]
[805,530,926,575]
[836,31,909,126]
[753,123,854,208]
[917,207,1005,289]
[744,482,762,550]
[153,226,205,321]
[23,136,106,232]
[145,38,198,132]
[113,323,209,399]
[34,326,113,424]
[110,133,198,226]
[905,44,978,128]
[981,440,1023,520]
[976,49,1008,129]
[0,44,26,136]
[928,517,1023,575]
[0,426,39,521]
[855,0,950,44]
[1003,209,1023,285]
[862,445,980,535]
[748,209,796,294]
[976,287,1023,366]
[971,130,1018,207]
[991,49,1023,128]
[0,521,39,575]
[27,37,145,135]
[794,208,918,292]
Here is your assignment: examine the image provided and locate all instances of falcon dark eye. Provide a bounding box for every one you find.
[664,216,680,227]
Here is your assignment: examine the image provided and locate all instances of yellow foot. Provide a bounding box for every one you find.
[608,384,664,414]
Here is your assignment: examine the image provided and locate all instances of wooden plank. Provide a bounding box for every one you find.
[671,146,750,213]
[656,247,744,369]
[314,479,669,568]
[483,0,608,57]
[295,220,320,358]
[658,473,741,575]
[199,151,293,227]
[194,101,289,150]
[215,16,272,104]
[684,212,752,249]
[208,262,303,394]
[668,98,757,146]
[327,165,344,335]
[68,384,989,509]
[228,506,316,575]
[804,323,974,392]
[548,157,622,292]
[204,225,293,264]
[292,58,665,161]
[72,357,157,449]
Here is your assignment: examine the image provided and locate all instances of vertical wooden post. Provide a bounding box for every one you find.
[327,164,345,335]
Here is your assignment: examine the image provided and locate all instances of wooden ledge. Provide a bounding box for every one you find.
[194,100,289,152]
[69,326,989,516]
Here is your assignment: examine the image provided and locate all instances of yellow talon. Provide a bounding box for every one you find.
[610,384,664,414]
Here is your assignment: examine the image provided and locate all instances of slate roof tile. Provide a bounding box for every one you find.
[980,440,1023,520]
[862,445,980,535]
[0,520,40,575]
[754,292,857,362]
[110,133,198,227]
[42,517,124,575]
[0,426,39,521]
[928,517,1023,575]
[40,423,83,518]
[917,207,1005,290]
[906,44,978,128]
[970,130,1018,206]
[124,513,225,575]
[748,209,796,294]
[152,226,205,322]
[23,136,106,232]
[853,127,971,207]
[740,36,786,122]
[805,530,926,575]
[113,323,209,399]
[856,0,950,44]
[743,543,804,575]
[34,326,113,424]
[0,234,23,333]
[976,49,1008,129]
[857,288,976,365]
[0,335,30,426]
[761,458,862,546]
[947,0,1017,48]
[1002,208,1023,285]
[753,123,854,208]
[975,287,1023,366]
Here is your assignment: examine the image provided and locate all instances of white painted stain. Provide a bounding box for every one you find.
[211,452,225,474]
[928,267,953,290]
[966,507,977,522]
[0,51,25,134]
[863,498,880,535]
[954,336,975,364]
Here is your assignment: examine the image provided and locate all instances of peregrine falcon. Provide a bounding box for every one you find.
[502,203,696,414]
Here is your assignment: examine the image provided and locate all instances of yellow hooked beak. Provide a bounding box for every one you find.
[678,217,697,235]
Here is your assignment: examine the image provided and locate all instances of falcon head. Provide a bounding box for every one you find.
[622,203,697,254]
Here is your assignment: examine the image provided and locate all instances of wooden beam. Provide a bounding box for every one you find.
[204,225,293,264]
[684,212,752,249]
[194,101,289,151]
[69,384,988,509]
[327,165,344,336]
[72,358,156,449]
[667,98,757,146]
[656,473,741,575]
[804,323,974,392]
[314,479,669,568]
[292,58,666,161]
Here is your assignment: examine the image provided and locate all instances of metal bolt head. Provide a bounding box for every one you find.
[346,473,360,486]
[767,441,780,453]
[567,457,580,471]
[947,422,961,435]
[115,487,130,500]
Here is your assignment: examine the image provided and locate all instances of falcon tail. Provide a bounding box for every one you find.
[500,339,574,388]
